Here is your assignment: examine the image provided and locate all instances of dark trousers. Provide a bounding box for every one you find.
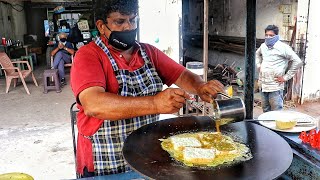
[81,167,94,178]
[53,51,71,80]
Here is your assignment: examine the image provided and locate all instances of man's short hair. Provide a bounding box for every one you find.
[265,25,279,35]
[94,0,138,23]
[59,32,67,38]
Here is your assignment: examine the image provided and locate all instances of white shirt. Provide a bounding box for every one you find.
[256,41,302,92]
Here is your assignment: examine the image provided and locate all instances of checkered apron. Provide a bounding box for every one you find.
[91,37,163,175]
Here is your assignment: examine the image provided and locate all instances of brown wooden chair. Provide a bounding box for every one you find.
[0,52,38,95]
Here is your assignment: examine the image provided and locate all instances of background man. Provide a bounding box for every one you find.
[256,25,302,112]
[51,32,74,86]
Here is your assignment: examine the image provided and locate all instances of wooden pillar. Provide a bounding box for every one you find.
[203,0,209,83]
[203,0,209,115]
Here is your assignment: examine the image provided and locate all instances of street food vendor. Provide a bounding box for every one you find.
[70,0,224,177]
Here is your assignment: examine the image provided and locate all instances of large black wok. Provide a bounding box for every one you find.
[123,116,293,180]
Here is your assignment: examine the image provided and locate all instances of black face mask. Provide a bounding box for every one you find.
[60,38,67,42]
[105,25,137,50]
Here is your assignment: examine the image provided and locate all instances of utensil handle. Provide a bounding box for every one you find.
[245,119,275,122]
[245,119,313,123]
[295,124,315,127]
[217,92,231,99]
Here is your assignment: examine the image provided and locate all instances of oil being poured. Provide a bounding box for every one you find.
[215,119,221,133]
[215,118,236,133]
[188,99,238,133]
[212,102,237,133]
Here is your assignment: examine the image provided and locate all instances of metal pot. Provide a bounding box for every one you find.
[213,93,246,124]
[189,93,246,125]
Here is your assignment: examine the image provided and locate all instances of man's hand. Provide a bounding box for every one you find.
[197,80,225,103]
[153,88,190,114]
[275,76,286,83]
[58,42,65,49]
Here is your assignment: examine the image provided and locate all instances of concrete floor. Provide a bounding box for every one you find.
[0,61,320,180]
[0,62,76,180]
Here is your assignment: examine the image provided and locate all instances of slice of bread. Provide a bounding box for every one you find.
[170,136,202,151]
[183,147,216,164]
[275,119,297,129]
[215,148,238,155]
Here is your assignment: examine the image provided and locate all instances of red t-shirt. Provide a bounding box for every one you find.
[70,37,185,174]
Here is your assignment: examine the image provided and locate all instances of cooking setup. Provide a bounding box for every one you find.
[120,93,320,180]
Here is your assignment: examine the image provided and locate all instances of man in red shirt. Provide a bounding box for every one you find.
[71,0,224,177]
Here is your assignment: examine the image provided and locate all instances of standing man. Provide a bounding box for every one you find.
[71,0,224,177]
[256,25,302,112]
[51,32,75,86]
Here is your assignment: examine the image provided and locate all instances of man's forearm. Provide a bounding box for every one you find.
[80,89,158,120]
[283,51,303,81]
[255,47,262,69]
[174,69,205,95]
[51,47,59,56]
[64,47,75,55]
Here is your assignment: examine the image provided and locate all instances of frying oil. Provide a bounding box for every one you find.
[215,118,236,133]
[215,118,237,132]
[216,120,221,132]
[160,132,252,168]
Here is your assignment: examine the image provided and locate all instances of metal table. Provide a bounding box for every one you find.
[277,131,320,179]
[252,110,320,179]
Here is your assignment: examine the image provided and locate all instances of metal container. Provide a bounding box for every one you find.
[188,93,246,125]
[213,93,246,124]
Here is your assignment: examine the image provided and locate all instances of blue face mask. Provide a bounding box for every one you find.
[265,35,279,48]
